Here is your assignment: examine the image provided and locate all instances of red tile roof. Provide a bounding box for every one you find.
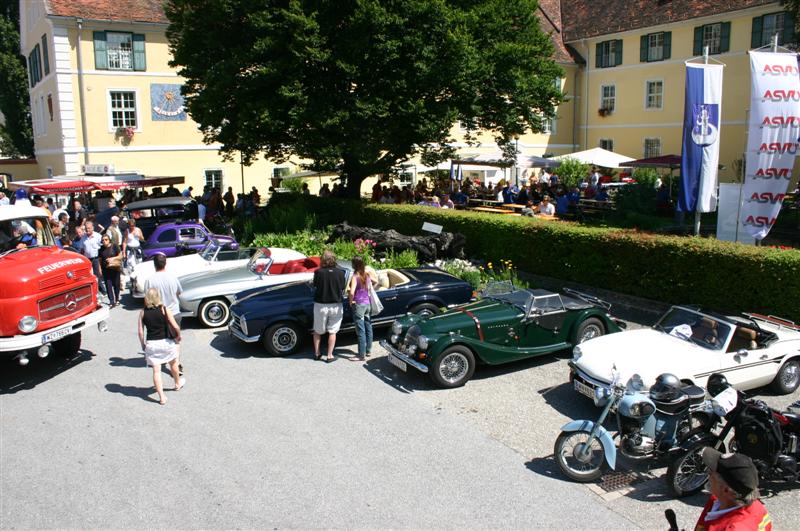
[538,0,577,64]
[561,0,776,42]
[46,0,168,24]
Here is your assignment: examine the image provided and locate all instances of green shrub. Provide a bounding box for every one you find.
[381,249,420,269]
[281,177,305,194]
[246,197,800,321]
[251,229,329,256]
[554,157,589,189]
[632,167,660,187]
[437,259,482,289]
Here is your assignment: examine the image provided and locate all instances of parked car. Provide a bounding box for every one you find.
[382,282,626,388]
[140,220,237,260]
[570,306,800,401]
[178,251,322,327]
[228,264,474,356]
[124,197,198,239]
[129,240,306,298]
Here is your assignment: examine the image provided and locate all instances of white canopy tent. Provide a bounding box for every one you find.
[552,147,635,168]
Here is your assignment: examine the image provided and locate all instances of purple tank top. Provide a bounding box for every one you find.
[353,275,370,305]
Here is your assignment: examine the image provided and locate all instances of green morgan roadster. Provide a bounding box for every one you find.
[380,282,626,388]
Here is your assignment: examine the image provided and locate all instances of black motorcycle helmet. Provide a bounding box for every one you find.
[707,373,730,397]
[650,373,682,401]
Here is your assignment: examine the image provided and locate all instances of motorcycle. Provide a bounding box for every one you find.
[554,372,714,482]
[667,372,800,497]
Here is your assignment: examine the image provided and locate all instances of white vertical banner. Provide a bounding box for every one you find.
[740,51,800,240]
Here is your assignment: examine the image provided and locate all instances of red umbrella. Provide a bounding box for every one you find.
[10,179,98,194]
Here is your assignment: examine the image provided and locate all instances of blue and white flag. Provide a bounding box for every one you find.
[679,63,724,213]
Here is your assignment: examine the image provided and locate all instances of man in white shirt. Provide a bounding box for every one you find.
[80,221,106,296]
[145,253,184,372]
[590,167,600,189]
[105,216,123,247]
[537,195,556,217]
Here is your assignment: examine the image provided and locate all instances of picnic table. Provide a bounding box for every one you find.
[578,198,616,220]
[471,206,517,214]
[468,198,503,207]
[501,203,527,211]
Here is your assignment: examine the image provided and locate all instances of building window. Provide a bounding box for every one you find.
[640,31,672,62]
[600,85,616,112]
[646,80,663,109]
[41,34,50,76]
[644,138,661,158]
[752,12,795,48]
[109,91,137,128]
[28,44,42,86]
[694,22,731,55]
[596,39,623,68]
[204,169,223,189]
[599,139,614,152]
[93,31,146,71]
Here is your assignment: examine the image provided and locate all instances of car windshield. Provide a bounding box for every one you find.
[199,240,220,261]
[0,217,54,255]
[655,307,731,351]
[529,294,564,316]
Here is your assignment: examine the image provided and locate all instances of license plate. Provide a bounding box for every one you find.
[42,327,72,344]
[387,352,407,372]
[574,379,595,399]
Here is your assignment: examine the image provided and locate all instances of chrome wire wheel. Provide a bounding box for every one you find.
[781,363,799,389]
[580,323,603,343]
[271,326,298,353]
[554,430,605,482]
[439,351,469,384]
[666,443,711,497]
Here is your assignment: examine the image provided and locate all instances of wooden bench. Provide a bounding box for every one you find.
[577,199,616,220]
[471,206,514,214]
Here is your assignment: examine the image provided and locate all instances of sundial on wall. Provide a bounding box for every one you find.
[150,83,187,121]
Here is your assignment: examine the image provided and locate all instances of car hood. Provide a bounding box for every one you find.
[418,298,521,335]
[180,266,256,292]
[231,281,314,315]
[574,328,708,387]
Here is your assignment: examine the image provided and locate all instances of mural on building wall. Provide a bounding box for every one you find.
[150,84,187,121]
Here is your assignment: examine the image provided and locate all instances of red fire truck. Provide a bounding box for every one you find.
[0,204,109,365]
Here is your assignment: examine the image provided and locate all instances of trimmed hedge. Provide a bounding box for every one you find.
[267,195,800,322]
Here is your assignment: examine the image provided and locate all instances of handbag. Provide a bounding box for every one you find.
[107,252,123,270]
[161,306,179,341]
[368,279,384,316]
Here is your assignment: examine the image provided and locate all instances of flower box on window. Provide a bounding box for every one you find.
[117,126,135,140]
[598,107,613,117]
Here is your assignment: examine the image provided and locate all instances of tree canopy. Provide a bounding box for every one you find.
[0,0,33,157]
[166,0,563,196]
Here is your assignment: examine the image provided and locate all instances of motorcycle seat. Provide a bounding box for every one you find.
[681,385,706,406]
[780,412,800,430]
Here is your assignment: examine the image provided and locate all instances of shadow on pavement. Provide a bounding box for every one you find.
[524,455,567,482]
[362,355,434,394]
[472,353,562,382]
[109,355,146,368]
[105,382,157,403]
[0,350,95,395]
[538,381,599,421]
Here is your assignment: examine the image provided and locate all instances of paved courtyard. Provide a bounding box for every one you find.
[2,293,799,530]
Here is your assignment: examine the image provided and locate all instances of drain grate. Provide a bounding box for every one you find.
[598,469,653,493]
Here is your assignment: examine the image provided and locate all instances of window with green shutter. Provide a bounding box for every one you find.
[640,32,671,62]
[596,39,623,68]
[41,35,49,76]
[752,12,796,48]
[693,22,730,55]
[93,31,146,71]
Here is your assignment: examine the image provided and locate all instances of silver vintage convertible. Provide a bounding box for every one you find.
[177,249,321,327]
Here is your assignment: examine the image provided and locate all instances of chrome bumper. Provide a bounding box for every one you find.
[379,340,429,374]
[228,321,260,343]
[0,305,110,353]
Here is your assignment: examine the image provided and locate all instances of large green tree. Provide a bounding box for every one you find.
[166,0,562,197]
[0,0,33,157]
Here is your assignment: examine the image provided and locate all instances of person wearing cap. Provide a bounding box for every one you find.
[695,448,771,531]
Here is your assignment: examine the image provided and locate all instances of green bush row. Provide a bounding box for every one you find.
[260,196,800,321]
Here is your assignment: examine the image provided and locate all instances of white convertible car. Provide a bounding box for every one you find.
[571,306,800,399]
[129,240,306,298]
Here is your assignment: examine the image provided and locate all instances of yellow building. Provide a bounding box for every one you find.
[560,0,796,182]
[19,0,304,196]
[19,0,795,190]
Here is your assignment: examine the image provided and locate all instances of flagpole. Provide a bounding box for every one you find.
[694,46,710,236]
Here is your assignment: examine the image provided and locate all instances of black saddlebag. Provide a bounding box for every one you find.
[682,385,706,406]
[652,394,690,415]
[735,401,783,465]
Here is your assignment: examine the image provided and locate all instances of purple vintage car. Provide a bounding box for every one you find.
[141,221,238,260]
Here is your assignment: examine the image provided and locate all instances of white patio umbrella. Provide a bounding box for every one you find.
[552,147,634,168]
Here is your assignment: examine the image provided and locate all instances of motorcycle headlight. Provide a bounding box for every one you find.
[18,315,38,333]
[628,402,656,418]
[391,321,403,335]
[417,335,429,350]
[390,334,399,344]
[572,345,582,361]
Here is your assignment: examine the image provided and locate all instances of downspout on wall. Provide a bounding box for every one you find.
[75,18,90,167]
[582,39,589,150]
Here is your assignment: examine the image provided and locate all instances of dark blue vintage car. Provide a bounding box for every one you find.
[228,264,474,356]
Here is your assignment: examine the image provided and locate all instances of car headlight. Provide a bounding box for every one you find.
[391,321,403,335]
[18,315,38,333]
[417,335,429,350]
[572,345,582,361]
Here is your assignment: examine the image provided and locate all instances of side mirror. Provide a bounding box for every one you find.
[736,348,748,357]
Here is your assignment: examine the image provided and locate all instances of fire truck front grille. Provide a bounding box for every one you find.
[38,286,93,321]
[37,268,93,290]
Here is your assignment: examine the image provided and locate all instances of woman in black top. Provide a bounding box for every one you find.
[99,234,122,307]
[138,288,183,405]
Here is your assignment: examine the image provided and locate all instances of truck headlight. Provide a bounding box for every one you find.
[391,321,403,335]
[417,335,429,350]
[19,316,38,333]
[572,345,582,361]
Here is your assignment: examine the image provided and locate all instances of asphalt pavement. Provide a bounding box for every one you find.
[2,296,635,530]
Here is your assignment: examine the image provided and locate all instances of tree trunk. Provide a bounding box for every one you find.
[343,171,367,199]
